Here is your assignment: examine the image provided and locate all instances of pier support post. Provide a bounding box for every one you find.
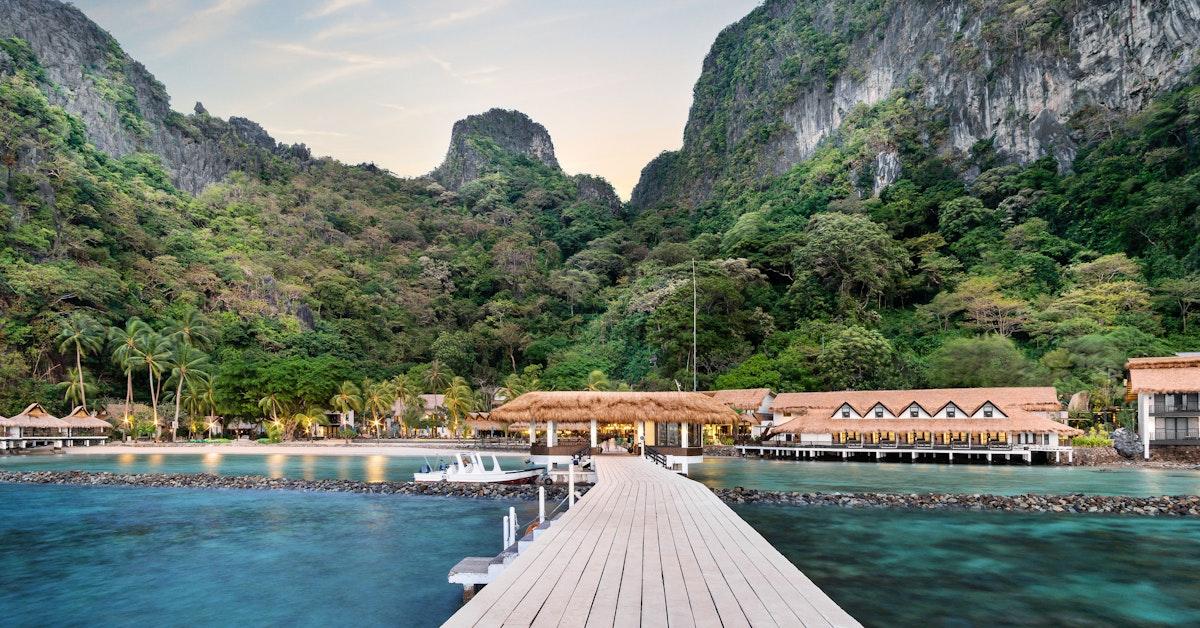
[949,452,954,464]
[1055,451,1059,463]
[568,465,576,508]
[987,453,992,464]
[1068,450,1073,464]
[538,486,545,523]
[509,507,517,544]
[502,515,510,549]
[590,419,598,450]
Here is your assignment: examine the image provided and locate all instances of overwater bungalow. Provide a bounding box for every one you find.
[60,405,112,447]
[751,387,1081,463]
[0,403,71,451]
[1127,353,1200,459]
[489,391,739,473]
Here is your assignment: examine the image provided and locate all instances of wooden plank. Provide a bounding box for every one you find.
[445,455,858,628]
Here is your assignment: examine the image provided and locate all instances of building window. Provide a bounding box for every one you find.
[946,408,956,418]
[910,408,919,417]
[984,408,994,418]
[841,408,851,418]
[875,408,884,418]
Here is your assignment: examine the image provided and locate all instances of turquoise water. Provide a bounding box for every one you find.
[0,452,512,483]
[736,503,1200,627]
[691,457,1200,496]
[0,484,535,627]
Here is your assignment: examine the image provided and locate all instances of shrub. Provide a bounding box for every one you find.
[1071,426,1113,447]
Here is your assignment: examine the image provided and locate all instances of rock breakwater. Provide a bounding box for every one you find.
[713,487,1200,517]
[0,470,589,501]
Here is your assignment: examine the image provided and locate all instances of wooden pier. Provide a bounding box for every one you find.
[444,456,858,627]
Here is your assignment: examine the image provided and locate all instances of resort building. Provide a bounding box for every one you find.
[756,387,1080,463]
[488,391,738,473]
[1127,354,1200,459]
[701,388,774,439]
[1,403,109,451]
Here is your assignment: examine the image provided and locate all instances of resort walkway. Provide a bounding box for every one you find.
[443,456,859,627]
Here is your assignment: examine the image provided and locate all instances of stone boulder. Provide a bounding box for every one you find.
[1112,427,1142,459]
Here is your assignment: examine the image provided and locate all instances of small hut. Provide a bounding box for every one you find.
[61,406,112,446]
[489,391,738,472]
[0,403,72,451]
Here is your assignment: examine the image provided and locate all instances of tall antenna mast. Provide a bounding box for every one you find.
[692,258,698,392]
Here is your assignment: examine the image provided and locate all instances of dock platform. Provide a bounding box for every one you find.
[444,455,858,627]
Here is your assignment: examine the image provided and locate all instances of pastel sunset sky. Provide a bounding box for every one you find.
[73,0,761,198]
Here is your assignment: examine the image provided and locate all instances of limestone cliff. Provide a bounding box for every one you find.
[0,0,305,194]
[431,108,560,190]
[631,0,1200,209]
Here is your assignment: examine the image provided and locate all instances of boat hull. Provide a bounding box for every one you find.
[413,469,544,485]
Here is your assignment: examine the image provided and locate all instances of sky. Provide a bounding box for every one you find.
[72,0,762,198]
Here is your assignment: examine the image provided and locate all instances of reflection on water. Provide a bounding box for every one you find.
[201,452,222,473]
[0,484,536,626]
[690,457,1200,496]
[266,453,285,478]
[737,503,1200,626]
[365,455,387,483]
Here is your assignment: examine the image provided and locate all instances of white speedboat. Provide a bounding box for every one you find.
[414,452,545,485]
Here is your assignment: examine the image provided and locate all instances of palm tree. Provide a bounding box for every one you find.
[391,374,420,437]
[294,410,330,441]
[132,331,172,440]
[56,367,96,407]
[166,344,209,442]
[424,360,450,393]
[585,369,611,391]
[163,308,215,349]
[443,376,475,439]
[329,380,362,433]
[362,379,394,438]
[258,392,286,435]
[109,318,150,426]
[56,312,103,411]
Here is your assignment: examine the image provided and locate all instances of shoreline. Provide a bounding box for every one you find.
[3,470,1198,516]
[59,443,525,458]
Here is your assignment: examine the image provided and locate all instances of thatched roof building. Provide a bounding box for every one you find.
[62,406,113,430]
[1127,355,1200,394]
[769,387,1078,437]
[489,391,739,425]
[701,388,773,412]
[1,403,71,429]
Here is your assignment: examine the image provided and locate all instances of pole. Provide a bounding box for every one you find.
[509,506,517,544]
[502,515,509,549]
[568,464,575,508]
[692,258,698,392]
[538,486,546,523]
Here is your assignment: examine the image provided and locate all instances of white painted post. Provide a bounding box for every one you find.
[509,506,517,544]
[547,420,557,447]
[502,515,509,549]
[568,464,575,508]
[529,418,536,445]
[637,421,645,457]
[538,486,546,523]
[590,418,598,449]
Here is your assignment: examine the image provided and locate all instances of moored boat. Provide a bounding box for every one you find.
[414,452,545,485]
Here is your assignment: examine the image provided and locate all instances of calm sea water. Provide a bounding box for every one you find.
[691,457,1200,496]
[737,503,1200,627]
[0,484,535,627]
[0,452,512,483]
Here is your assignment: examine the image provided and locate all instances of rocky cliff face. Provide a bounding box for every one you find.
[431,108,560,190]
[632,0,1200,209]
[431,108,623,208]
[0,0,302,194]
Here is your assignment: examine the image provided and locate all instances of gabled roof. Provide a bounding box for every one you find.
[1127,355,1200,393]
[702,388,773,411]
[62,406,113,429]
[773,387,1061,416]
[489,391,739,424]
[2,403,71,429]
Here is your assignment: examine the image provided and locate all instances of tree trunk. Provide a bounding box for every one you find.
[75,347,86,410]
[124,370,133,437]
[172,375,184,443]
[148,370,160,441]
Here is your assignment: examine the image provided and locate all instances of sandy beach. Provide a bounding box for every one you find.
[65,442,525,458]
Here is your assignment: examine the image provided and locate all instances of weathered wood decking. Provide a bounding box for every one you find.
[444,456,859,627]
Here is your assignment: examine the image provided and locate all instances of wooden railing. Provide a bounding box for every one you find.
[644,446,667,467]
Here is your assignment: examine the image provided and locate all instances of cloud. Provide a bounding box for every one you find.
[421,0,510,29]
[425,51,500,85]
[312,18,405,41]
[151,0,260,54]
[258,41,421,89]
[304,0,370,19]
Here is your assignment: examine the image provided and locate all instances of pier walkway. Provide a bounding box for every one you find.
[444,456,858,627]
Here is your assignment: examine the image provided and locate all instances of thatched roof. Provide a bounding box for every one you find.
[770,415,1082,436]
[2,403,71,429]
[62,406,113,429]
[772,387,1062,416]
[489,391,739,425]
[702,388,773,412]
[1127,355,1200,393]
